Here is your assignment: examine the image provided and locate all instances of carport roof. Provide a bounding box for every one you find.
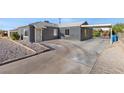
[81,24,112,28]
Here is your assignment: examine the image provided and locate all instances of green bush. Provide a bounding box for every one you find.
[112,23,124,33]
[93,31,101,37]
[11,32,20,40]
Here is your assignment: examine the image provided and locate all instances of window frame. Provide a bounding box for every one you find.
[65,29,69,35]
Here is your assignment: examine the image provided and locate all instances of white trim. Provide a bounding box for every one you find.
[8,30,10,38]
[81,24,112,28]
[110,28,112,44]
[41,29,42,41]
[35,29,36,42]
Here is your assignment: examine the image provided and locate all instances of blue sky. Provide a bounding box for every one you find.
[1,18,124,30]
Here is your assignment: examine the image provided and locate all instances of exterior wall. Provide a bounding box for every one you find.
[17,25,36,43]
[118,32,124,39]
[81,27,93,41]
[29,25,35,42]
[35,29,42,42]
[42,27,59,41]
[59,26,81,40]
[18,26,30,42]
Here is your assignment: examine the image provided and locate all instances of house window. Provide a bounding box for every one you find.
[53,29,58,36]
[65,29,69,35]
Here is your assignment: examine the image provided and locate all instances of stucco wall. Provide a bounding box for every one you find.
[42,27,59,41]
[35,29,42,42]
[59,26,81,40]
[81,28,93,41]
[18,26,30,42]
[29,25,35,42]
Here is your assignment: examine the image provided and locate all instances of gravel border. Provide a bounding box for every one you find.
[0,47,51,66]
[0,39,53,66]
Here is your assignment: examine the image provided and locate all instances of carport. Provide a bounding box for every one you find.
[81,24,112,44]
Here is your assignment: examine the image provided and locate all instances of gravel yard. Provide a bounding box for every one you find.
[0,38,35,64]
[19,40,49,52]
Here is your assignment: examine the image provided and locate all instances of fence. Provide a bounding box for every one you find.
[117,32,124,39]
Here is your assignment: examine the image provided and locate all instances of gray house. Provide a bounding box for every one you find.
[10,21,93,42]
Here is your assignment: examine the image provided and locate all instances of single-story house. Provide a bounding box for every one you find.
[9,21,93,42]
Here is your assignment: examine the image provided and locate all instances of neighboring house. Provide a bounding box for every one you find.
[0,30,8,37]
[0,31,2,37]
[9,21,93,42]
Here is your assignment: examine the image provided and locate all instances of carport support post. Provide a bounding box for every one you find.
[110,27,112,44]
[8,30,10,38]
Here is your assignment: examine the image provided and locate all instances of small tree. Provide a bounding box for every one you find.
[11,32,20,40]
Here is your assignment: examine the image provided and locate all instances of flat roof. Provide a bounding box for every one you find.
[58,21,86,27]
[81,24,112,28]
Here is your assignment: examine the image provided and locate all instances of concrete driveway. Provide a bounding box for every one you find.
[0,38,110,74]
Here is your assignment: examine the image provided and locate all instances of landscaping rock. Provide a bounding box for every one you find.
[0,38,35,64]
[19,40,48,52]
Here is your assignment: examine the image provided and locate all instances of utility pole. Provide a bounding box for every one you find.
[59,18,61,24]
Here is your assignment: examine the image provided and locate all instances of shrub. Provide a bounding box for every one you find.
[112,23,124,33]
[11,32,20,40]
[93,31,101,37]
